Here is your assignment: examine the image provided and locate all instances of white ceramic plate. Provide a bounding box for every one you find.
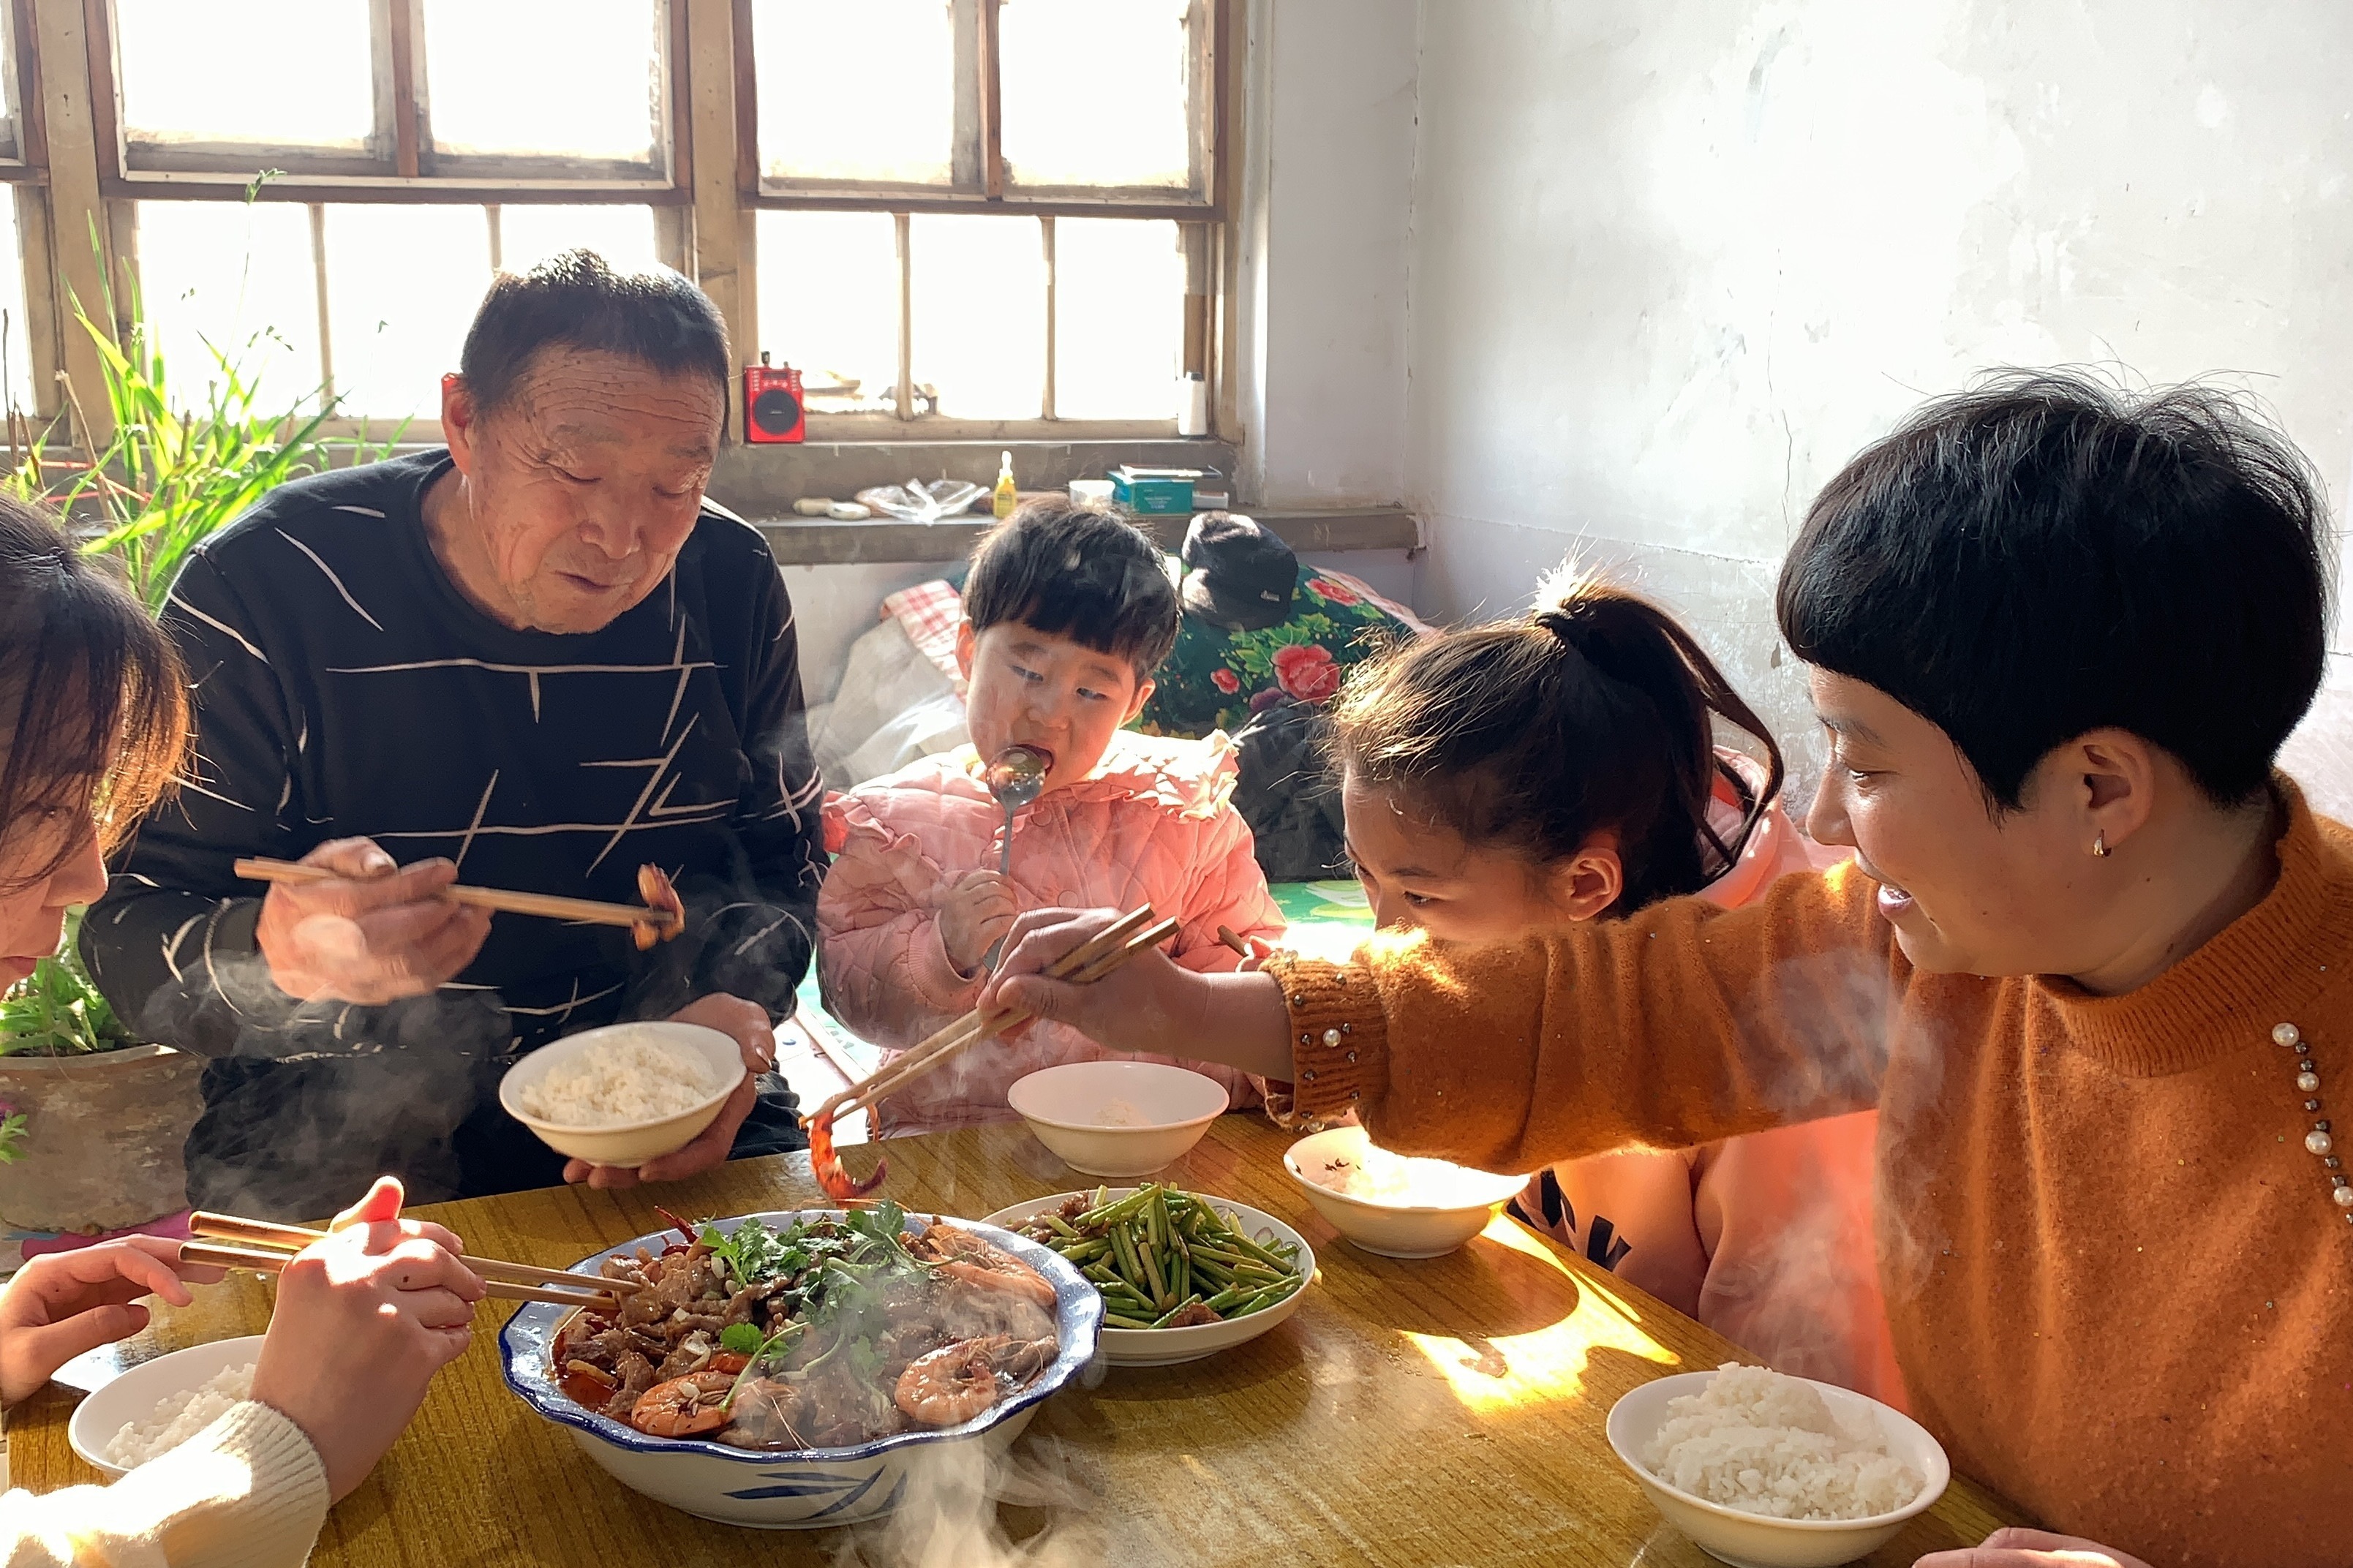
[67,1335,267,1481]
[980,1189,1314,1367]
[1605,1368,1951,1568]
[498,1021,745,1169]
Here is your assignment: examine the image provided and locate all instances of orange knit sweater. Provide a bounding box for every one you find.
[1271,780,2352,1568]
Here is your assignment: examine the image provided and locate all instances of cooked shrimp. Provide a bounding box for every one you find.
[893,1336,1011,1426]
[913,1224,1057,1308]
[634,863,686,951]
[808,1107,885,1201]
[629,1370,735,1437]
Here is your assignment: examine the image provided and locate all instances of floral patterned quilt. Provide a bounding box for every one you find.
[1134,565,1423,739]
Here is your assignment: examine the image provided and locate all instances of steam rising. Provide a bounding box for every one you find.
[832,1435,1104,1568]
[1742,949,1960,1314]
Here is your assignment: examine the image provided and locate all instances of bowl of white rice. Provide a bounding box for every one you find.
[1605,1363,1949,1568]
[1283,1125,1529,1258]
[67,1335,266,1481]
[499,1021,746,1169]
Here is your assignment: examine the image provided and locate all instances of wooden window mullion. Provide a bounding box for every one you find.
[1039,214,1053,421]
[386,0,421,179]
[309,201,334,407]
[893,211,911,421]
[977,0,1002,199]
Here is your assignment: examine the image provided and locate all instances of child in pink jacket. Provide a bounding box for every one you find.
[1328,574,1902,1406]
[819,502,1284,1136]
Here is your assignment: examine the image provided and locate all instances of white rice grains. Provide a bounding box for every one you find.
[517,1033,719,1127]
[1640,1363,1924,1521]
[103,1363,256,1469]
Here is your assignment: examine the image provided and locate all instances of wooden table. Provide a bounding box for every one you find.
[12,1117,2019,1566]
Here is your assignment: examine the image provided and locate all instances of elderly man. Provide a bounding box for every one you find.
[84,252,824,1216]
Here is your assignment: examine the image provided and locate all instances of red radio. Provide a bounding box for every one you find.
[744,353,805,444]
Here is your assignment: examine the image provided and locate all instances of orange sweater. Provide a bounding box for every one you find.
[1272,780,2352,1568]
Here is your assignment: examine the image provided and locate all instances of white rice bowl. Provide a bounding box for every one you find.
[1641,1363,1922,1520]
[515,1032,718,1127]
[498,1022,745,1169]
[102,1363,255,1469]
[67,1335,268,1482]
[1605,1365,1949,1568]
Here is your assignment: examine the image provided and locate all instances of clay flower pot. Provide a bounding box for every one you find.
[0,1045,205,1232]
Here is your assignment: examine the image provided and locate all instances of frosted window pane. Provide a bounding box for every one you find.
[1000,0,1191,190]
[0,195,32,413]
[911,215,1043,420]
[423,0,662,162]
[323,205,489,421]
[754,0,954,186]
[117,0,374,150]
[756,211,899,412]
[497,206,660,276]
[138,201,324,415]
[1054,219,1180,420]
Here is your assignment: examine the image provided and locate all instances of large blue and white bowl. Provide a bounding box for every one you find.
[500,1210,1102,1529]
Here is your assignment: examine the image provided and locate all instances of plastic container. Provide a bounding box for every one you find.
[1110,466,1202,515]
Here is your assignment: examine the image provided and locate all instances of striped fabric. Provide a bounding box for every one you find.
[83,452,824,1214]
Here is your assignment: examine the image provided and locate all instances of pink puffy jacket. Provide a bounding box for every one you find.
[818,731,1285,1137]
[1515,757,1905,1408]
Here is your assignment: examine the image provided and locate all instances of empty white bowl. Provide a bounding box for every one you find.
[981,1189,1316,1366]
[1605,1368,1951,1568]
[68,1335,266,1481]
[1006,1060,1228,1177]
[498,1021,746,1169]
[1283,1124,1529,1258]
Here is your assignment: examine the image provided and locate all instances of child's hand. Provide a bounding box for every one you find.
[0,1236,227,1406]
[938,870,1020,976]
[252,1176,484,1501]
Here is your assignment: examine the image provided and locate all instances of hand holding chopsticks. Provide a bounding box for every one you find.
[236,856,684,942]
[187,1211,628,1312]
[805,905,1180,1134]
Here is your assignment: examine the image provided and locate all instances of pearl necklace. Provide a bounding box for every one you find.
[2274,1022,2351,1223]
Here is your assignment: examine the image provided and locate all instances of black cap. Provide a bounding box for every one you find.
[1179,512,1296,632]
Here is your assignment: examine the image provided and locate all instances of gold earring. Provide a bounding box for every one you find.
[2091,831,2109,859]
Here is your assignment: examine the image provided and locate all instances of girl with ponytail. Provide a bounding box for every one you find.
[1325,570,1901,1405]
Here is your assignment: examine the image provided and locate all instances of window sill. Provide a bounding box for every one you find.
[750,506,1418,567]
[708,436,1239,526]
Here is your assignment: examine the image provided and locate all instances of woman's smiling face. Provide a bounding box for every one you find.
[1803,668,2119,979]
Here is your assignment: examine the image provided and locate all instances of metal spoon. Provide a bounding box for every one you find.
[980,744,1053,968]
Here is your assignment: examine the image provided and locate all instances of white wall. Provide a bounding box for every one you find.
[1235,0,1418,510]
[1396,0,2353,807]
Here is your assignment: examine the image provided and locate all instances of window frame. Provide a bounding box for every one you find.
[87,0,692,199]
[7,0,1232,445]
[0,0,45,172]
[737,0,1230,222]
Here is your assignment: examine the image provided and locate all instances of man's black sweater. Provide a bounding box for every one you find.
[83,451,824,1214]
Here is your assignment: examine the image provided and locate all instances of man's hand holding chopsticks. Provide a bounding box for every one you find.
[255,837,491,1004]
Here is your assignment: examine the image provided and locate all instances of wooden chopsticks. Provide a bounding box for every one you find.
[233,857,682,938]
[804,906,1178,1130]
[186,1213,630,1311]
